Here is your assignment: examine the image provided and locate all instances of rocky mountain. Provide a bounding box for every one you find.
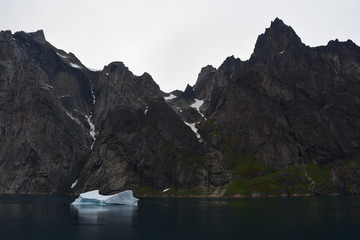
[164,18,360,195]
[195,18,360,168]
[0,30,92,194]
[75,62,228,195]
[191,18,360,195]
[0,29,228,195]
[1,18,360,196]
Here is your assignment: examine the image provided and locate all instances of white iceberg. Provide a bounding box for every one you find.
[72,190,139,206]
[104,191,139,205]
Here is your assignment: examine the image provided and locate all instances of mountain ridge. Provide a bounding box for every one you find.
[1,18,360,196]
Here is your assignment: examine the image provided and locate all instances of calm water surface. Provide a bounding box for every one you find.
[0,195,359,240]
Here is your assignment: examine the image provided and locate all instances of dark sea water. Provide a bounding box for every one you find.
[0,195,359,240]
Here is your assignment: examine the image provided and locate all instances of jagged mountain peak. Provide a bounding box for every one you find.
[0,30,13,41]
[13,30,47,45]
[199,65,216,74]
[326,38,358,50]
[27,30,46,44]
[218,55,242,70]
[251,18,304,60]
[104,61,129,73]
[270,17,286,28]
[195,65,216,84]
[180,84,195,99]
[107,61,126,68]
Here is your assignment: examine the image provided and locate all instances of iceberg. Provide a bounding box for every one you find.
[72,190,139,206]
[104,190,139,205]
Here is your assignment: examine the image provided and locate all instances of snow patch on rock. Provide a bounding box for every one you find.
[58,95,71,98]
[70,62,82,69]
[191,99,205,119]
[164,94,177,100]
[86,81,97,149]
[39,83,54,90]
[184,121,201,141]
[71,180,78,189]
[90,84,96,105]
[64,110,81,125]
[87,67,101,72]
[86,114,96,149]
[56,52,67,59]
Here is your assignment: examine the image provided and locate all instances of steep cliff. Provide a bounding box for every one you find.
[191,18,360,195]
[0,30,92,194]
[0,30,228,195]
[74,62,229,195]
[194,18,360,167]
[1,18,360,196]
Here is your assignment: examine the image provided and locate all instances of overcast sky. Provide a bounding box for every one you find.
[1,0,359,92]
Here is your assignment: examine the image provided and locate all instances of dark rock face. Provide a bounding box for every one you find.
[75,63,228,194]
[251,18,305,61]
[194,19,360,172]
[0,30,229,195]
[1,18,360,196]
[0,30,92,194]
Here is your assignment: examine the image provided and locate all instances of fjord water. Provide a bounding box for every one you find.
[0,195,359,240]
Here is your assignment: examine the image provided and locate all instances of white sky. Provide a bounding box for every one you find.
[1,0,359,92]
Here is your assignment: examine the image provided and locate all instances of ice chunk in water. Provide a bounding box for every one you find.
[72,190,139,206]
[104,190,139,206]
[72,197,105,206]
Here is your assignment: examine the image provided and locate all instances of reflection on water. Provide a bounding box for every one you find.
[0,194,138,240]
[0,195,72,222]
[71,204,137,226]
[0,195,359,240]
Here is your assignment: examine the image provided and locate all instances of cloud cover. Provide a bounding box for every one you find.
[1,0,359,91]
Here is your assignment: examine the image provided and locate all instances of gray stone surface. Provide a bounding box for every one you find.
[1,18,360,195]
